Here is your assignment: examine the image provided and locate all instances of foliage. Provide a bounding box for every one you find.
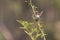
[17,20,42,40]
[17,0,46,40]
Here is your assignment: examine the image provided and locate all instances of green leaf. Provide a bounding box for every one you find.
[29,22,34,25]
[17,20,30,28]
[36,33,42,38]
[28,2,32,6]
[31,28,38,33]
[24,22,30,28]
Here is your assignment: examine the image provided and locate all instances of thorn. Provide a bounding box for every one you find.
[40,11,43,17]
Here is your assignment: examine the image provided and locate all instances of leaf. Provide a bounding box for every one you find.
[20,27,25,29]
[17,20,25,26]
[24,30,29,35]
[22,22,28,27]
[31,28,38,33]
[29,22,34,25]
[17,20,30,28]
[36,33,42,38]
[41,34,47,38]
[28,2,32,6]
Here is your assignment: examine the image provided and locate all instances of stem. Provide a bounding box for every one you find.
[38,21,46,40]
[29,0,46,40]
[30,0,36,15]
[30,35,35,40]
[24,30,35,40]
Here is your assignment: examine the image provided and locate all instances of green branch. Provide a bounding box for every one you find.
[17,0,46,40]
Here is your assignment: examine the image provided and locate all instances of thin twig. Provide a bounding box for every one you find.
[38,21,46,40]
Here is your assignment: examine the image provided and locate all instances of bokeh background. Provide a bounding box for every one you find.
[0,0,60,40]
